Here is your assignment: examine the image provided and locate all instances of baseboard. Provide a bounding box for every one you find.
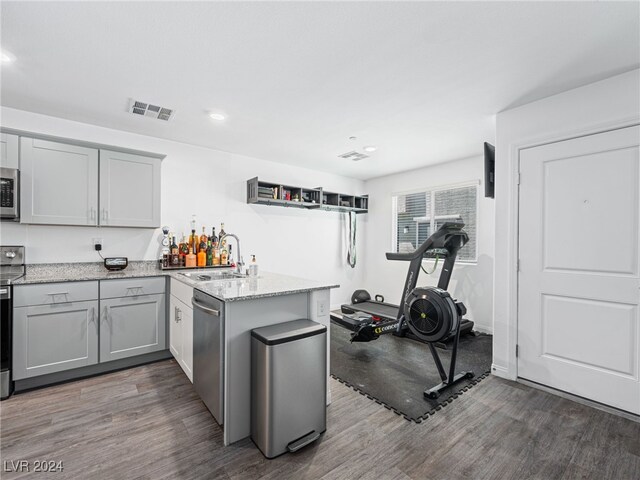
[491,363,515,380]
[473,323,493,335]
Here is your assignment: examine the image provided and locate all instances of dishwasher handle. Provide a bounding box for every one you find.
[192,298,220,316]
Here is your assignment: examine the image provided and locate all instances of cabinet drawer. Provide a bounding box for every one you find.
[14,281,99,307]
[100,276,165,299]
[170,277,194,307]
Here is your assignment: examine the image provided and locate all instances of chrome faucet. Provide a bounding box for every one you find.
[219,233,244,275]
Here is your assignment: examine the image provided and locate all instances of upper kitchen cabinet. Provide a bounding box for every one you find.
[0,133,19,169]
[15,131,163,228]
[20,138,99,226]
[99,150,161,228]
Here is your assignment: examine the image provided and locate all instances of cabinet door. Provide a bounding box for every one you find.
[169,295,183,362]
[180,299,193,382]
[20,138,99,225]
[100,294,166,362]
[13,300,99,380]
[99,150,161,228]
[0,133,19,169]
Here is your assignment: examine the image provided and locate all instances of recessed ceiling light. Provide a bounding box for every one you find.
[209,113,226,121]
[349,136,357,141]
[363,145,377,153]
[1,50,16,63]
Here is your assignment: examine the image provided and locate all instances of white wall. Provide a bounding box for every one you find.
[493,68,640,380]
[0,107,366,308]
[363,156,495,332]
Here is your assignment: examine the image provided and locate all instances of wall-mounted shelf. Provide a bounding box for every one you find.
[247,177,368,214]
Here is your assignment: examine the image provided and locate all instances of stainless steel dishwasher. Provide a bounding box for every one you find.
[192,289,224,425]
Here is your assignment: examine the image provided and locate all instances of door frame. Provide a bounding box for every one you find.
[500,116,640,381]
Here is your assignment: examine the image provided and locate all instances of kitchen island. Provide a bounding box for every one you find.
[174,271,337,446]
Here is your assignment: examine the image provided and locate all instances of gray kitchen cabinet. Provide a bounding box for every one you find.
[100,293,166,362]
[20,137,99,225]
[0,133,19,169]
[13,300,99,380]
[99,149,161,228]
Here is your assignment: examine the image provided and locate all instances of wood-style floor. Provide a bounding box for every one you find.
[1,359,638,480]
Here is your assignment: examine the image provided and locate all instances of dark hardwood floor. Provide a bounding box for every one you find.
[1,359,638,479]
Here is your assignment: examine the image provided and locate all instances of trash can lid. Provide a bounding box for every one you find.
[251,319,326,346]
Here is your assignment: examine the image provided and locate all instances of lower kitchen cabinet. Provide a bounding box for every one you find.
[100,294,166,362]
[169,281,194,382]
[13,300,99,380]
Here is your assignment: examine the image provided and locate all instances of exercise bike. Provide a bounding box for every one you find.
[331,222,475,398]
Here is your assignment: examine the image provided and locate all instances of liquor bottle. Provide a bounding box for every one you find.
[197,246,206,267]
[185,246,197,267]
[220,244,228,265]
[206,241,213,266]
[228,244,234,266]
[210,227,217,246]
[213,242,221,266]
[219,222,226,239]
[200,226,208,247]
[170,234,180,267]
[179,234,189,267]
[190,215,197,251]
[199,228,207,253]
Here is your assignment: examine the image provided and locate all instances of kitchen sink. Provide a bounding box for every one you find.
[179,271,247,281]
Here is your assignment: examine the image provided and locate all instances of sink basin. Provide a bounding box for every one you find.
[179,271,247,281]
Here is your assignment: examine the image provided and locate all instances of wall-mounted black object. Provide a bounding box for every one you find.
[484,142,495,198]
[104,257,128,271]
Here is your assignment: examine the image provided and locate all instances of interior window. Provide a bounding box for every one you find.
[393,184,478,261]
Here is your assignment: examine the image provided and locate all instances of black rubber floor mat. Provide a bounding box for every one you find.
[330,320,492,422]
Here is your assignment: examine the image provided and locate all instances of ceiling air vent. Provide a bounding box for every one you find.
[128,99,175,121]
[338,150,369,162]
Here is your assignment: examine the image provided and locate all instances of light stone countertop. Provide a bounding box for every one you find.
[13,261,338,302]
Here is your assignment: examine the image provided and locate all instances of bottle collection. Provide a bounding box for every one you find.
[162,219,233,269]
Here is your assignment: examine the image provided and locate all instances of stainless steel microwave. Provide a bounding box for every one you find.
[0,167,19,220]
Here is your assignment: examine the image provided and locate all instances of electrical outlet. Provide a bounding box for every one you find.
[93,238,103,251]
[317,299,327,317]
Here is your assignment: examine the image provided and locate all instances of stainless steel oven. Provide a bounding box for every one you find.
[1,246,25,400]
[0,167,19,220]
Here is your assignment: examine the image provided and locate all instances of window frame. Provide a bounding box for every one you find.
[391,180,480,264]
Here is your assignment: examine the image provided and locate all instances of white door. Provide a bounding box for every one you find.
[99,150,161,228]
[20,138,99,225]
[518,125,640,414]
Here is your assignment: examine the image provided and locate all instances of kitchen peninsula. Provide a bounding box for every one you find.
[11,262,337,446]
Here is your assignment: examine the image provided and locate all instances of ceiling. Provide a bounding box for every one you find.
[1,2,638,180]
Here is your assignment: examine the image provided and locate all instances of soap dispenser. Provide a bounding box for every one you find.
[249,255,259,277]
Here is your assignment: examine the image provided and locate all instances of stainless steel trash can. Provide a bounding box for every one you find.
[251,319,327,459]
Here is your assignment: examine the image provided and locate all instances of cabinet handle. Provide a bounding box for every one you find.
[102,306,110,326]
[177,307,182,322]
[47,292,69,296]
[102,209,108,222]
[89,307,96,324]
